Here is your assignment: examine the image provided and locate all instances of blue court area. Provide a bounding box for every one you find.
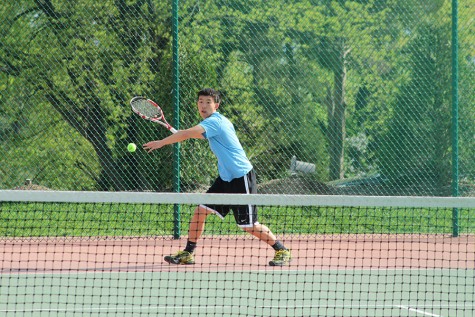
[1,269,474,317]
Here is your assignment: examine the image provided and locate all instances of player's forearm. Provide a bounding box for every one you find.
[143,125,204,152]
[160,130,192,145]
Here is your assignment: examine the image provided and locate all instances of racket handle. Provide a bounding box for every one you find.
[170,127,178,134]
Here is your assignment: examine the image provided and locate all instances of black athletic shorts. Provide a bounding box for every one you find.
[201,169,258,228]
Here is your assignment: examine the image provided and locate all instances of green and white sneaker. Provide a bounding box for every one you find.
[164,251,195,265]
[269,249,291,266]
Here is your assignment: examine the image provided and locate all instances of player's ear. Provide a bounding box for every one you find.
[214,102,220,110]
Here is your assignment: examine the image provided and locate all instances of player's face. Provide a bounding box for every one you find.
[197,96,219,119]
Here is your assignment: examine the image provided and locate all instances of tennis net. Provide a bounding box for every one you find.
[1,190,474,317]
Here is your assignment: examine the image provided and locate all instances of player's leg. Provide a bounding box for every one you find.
[242,223,276,245]
[233,170,291,266]
[164,176,228,265]
[238,210,291,267]
[241,222,291,266]
[164,205,214,265]
[188,205,214,242]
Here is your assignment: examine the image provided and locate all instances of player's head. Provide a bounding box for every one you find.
[197,88,220,119]
[197,88,221,104]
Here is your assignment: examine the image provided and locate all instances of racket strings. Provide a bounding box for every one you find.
[132,100,163,119]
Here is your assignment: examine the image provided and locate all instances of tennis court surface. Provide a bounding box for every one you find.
[1,191,474,317]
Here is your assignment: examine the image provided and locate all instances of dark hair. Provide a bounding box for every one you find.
[198,88,221,104]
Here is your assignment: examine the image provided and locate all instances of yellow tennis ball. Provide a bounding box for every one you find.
[127,143,137,152]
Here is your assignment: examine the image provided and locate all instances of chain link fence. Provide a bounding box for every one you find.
[1,0,474,196]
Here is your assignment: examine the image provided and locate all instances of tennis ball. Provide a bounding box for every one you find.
[127,143,137,153]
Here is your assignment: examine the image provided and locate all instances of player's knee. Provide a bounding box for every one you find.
[195,205,213,217]
[241,225,257,233]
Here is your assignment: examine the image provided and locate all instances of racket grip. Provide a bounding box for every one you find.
[170,127,178,134]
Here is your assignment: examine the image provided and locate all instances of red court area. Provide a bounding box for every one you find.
[1,235,474,273]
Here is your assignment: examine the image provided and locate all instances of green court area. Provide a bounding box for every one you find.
[1,269,474,317]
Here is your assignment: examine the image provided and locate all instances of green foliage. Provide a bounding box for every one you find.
[2,201,473,237]
[378,7,453,194]
[0,0,473,194]
[458,2,475,184]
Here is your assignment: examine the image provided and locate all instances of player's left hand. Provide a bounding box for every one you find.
[143,140,164,152]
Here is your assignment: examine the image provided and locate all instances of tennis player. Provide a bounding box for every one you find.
[143,88,291,266]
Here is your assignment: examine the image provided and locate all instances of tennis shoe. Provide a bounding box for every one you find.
[164,251,195,265]
[269,249,291,266]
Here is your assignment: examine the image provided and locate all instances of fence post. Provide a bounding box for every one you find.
[451,0,459,237]
[172,0,181,239]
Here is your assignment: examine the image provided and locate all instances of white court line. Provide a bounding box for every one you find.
[0,306,233,313]
[398,305,441,317]
[3,304,471,314]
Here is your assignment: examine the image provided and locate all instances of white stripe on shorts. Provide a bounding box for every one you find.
[241,174,254,227]
[198,204,224,219]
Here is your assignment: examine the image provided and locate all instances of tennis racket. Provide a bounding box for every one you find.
[130,96,177,134]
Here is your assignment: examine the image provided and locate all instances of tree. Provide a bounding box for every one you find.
[1,0,174,190]
[378,0,455,194]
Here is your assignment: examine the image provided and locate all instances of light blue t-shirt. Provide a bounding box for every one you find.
[199,112,253,181]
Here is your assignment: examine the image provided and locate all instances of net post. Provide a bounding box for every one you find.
[451,0,459,237]
[172,0,181,239]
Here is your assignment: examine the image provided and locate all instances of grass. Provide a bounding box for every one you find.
[0,202,473,237]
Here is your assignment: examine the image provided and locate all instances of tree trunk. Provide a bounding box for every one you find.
[327,44,348,180]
